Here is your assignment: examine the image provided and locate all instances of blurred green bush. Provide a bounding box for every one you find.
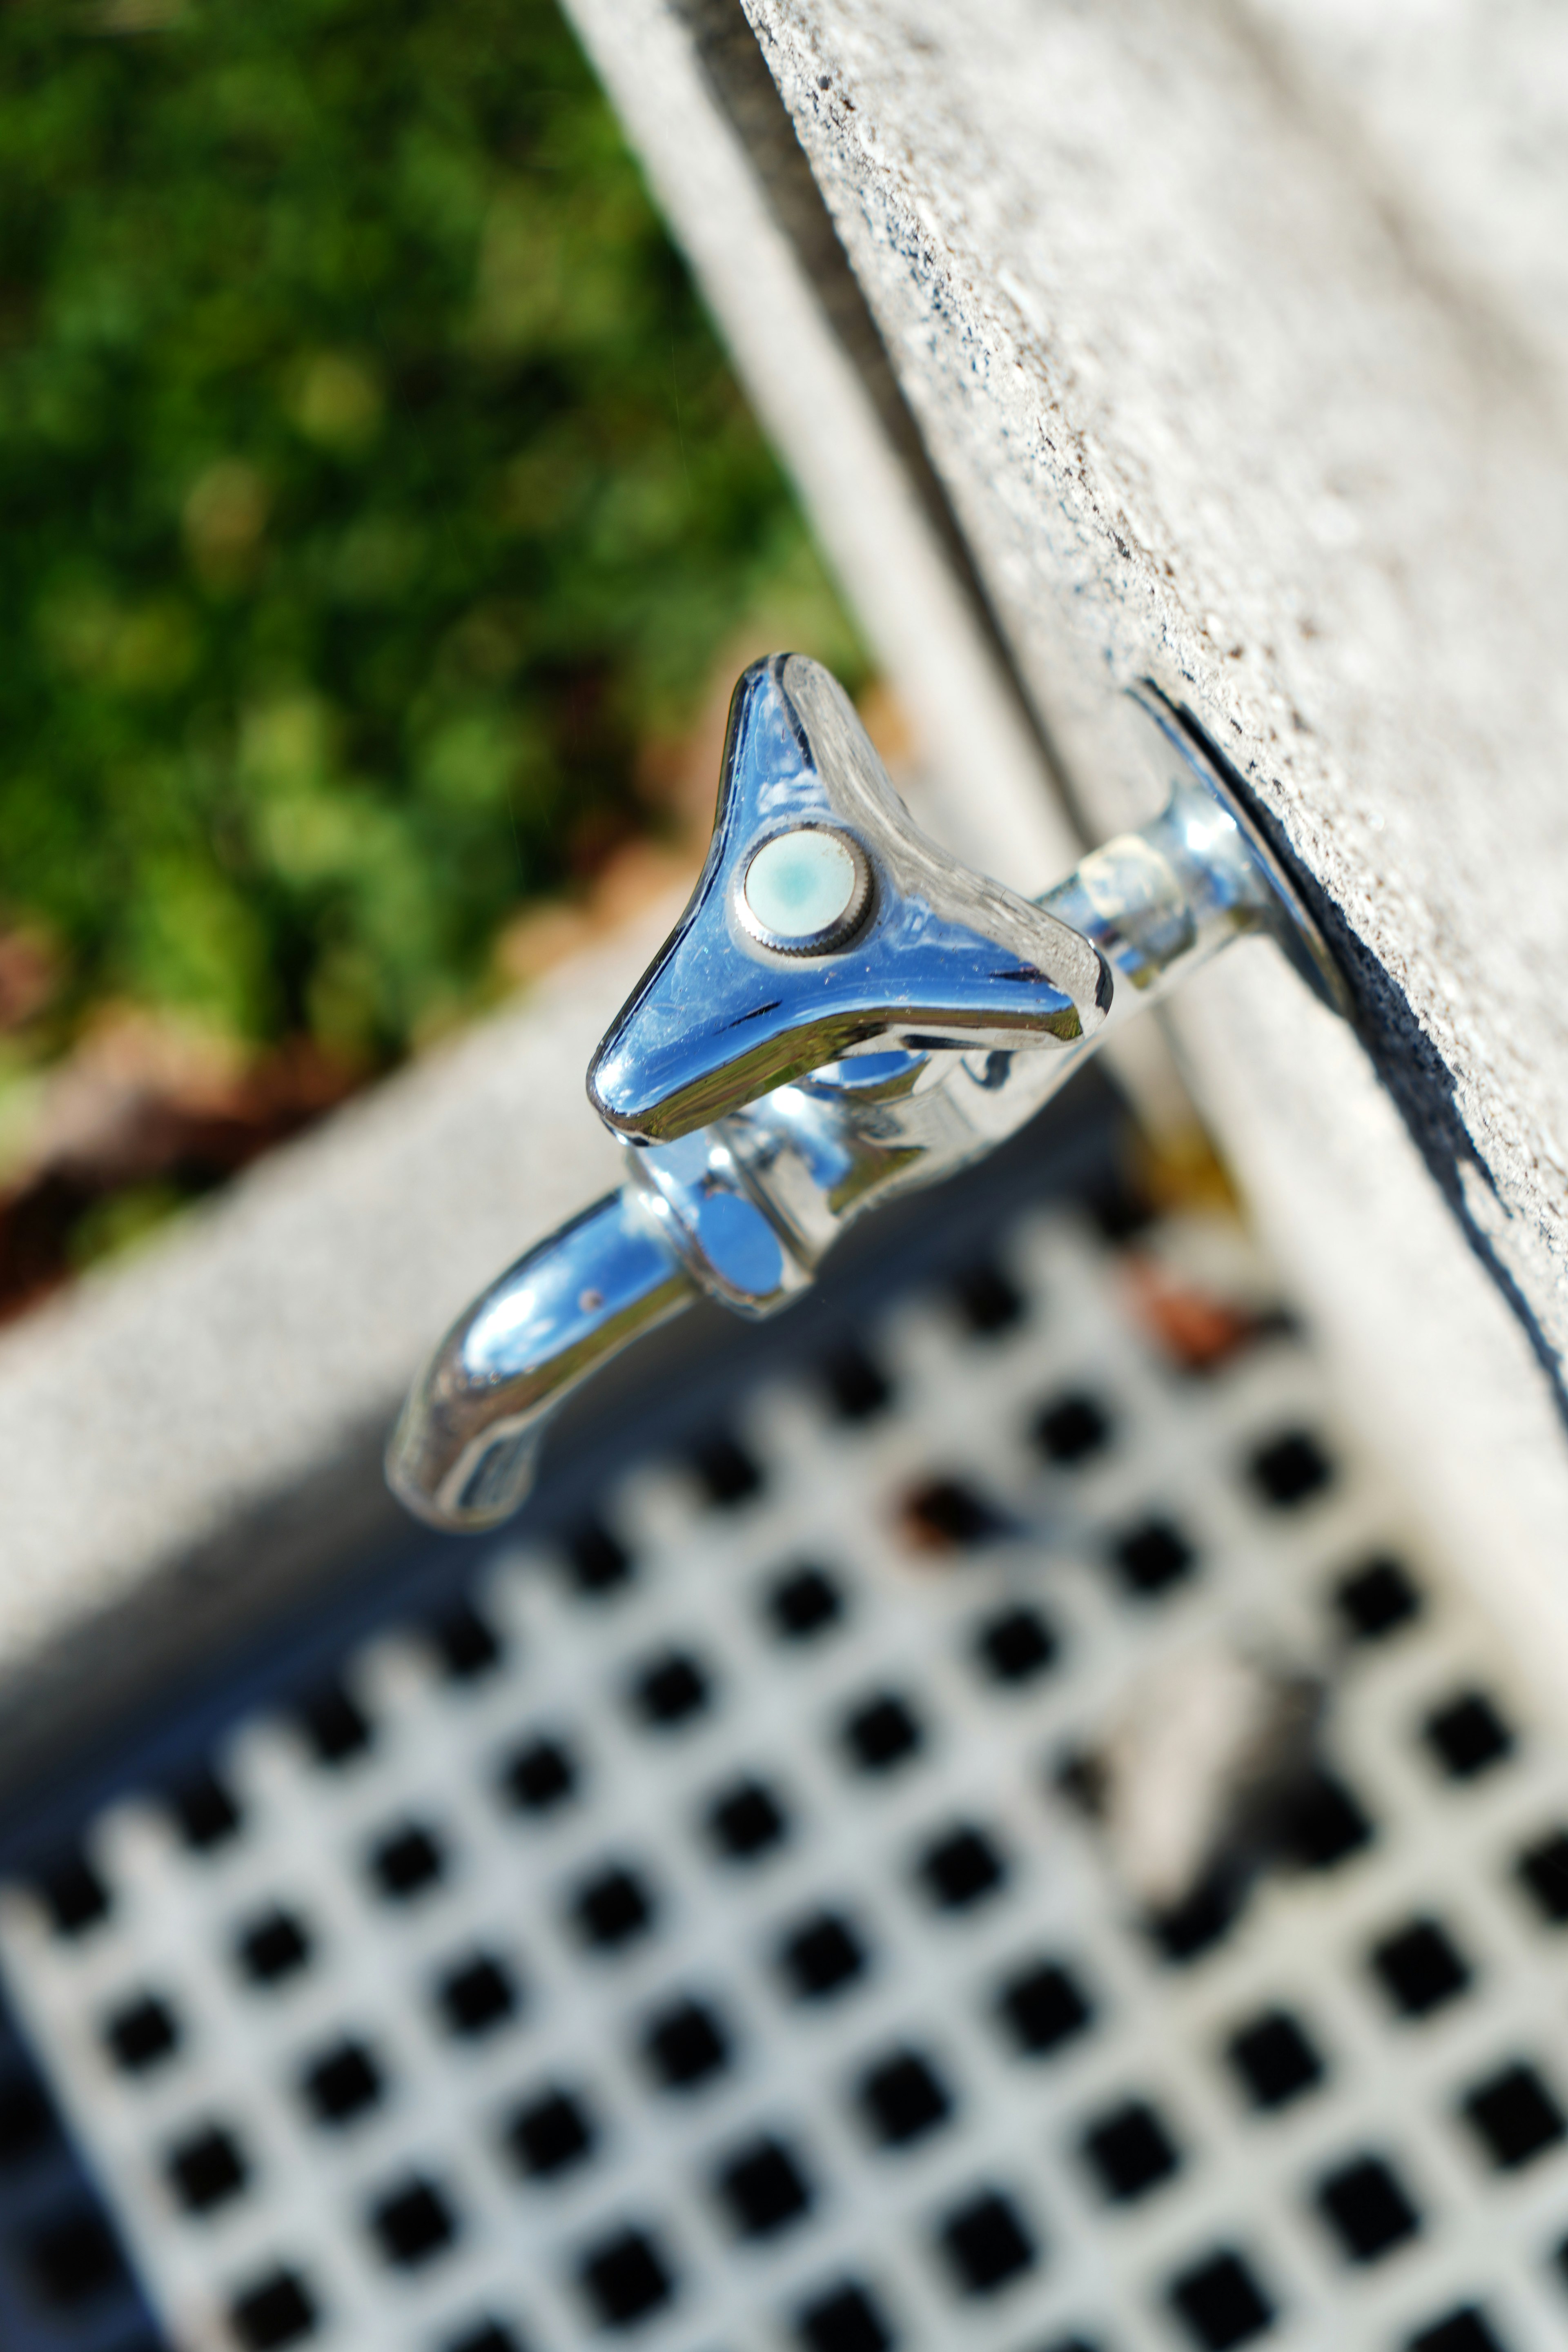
[0,0,859,1071]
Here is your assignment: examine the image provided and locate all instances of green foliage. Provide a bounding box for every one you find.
[0,0,860,1062]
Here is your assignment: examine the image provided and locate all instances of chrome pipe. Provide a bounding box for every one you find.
[387,1191,693,1532]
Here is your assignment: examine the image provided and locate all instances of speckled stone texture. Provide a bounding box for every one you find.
[740,0,1568,1319]
[1251,0,1568,396]
[703,0,1568,1674]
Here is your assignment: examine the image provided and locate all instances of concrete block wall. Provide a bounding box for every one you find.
[560,0,1568,1695]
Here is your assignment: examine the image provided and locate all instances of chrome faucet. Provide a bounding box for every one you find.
[388,655,1348,1532]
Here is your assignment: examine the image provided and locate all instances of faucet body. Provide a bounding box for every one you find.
[388,658,1345,1531]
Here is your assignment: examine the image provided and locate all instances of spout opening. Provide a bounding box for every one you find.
[384,1187,696,1535]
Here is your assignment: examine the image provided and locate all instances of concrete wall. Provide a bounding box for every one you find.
[561,0,1568,1697]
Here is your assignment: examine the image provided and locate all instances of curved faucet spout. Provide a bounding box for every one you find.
[386,1191,695,1531]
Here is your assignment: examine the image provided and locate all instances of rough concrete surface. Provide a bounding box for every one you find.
[568,0,1568,1389]
[0,905,673,1678]
[740,0,1568,1341]
[1250,0,1568,399]
[586,0,1568,1686]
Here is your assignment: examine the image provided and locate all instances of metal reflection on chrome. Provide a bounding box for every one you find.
[587,655,1110,1147]
[387,657,1351,1532]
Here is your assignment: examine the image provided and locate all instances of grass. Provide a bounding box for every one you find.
[0,0,861,1298]
[0,0,859,1070]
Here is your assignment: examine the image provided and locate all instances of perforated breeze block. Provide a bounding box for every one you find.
[5,1204,1568,2352]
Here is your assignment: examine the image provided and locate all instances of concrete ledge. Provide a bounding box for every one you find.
[0,904,677,1731]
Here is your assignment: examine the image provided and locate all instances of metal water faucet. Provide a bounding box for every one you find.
[388,655,1348,1532]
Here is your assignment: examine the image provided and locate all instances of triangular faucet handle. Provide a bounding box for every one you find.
[588,654,1109,1144]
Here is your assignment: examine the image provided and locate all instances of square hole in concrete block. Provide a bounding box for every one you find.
[1314,2152,1421,2263]
[576,2223,676,2329]
[1460,2061,1566,2171]
[1079,2097,1182,2203]
[1166,2248,1275,2350]
[936,2185,1037,2296]
[1370,1918,1472,2020]
[640,1994,733,2093]
[794,2278,895,2352]
[713,2132,814,2238]
[1225,2010,1325,2111]
[855,2048,953,2149]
